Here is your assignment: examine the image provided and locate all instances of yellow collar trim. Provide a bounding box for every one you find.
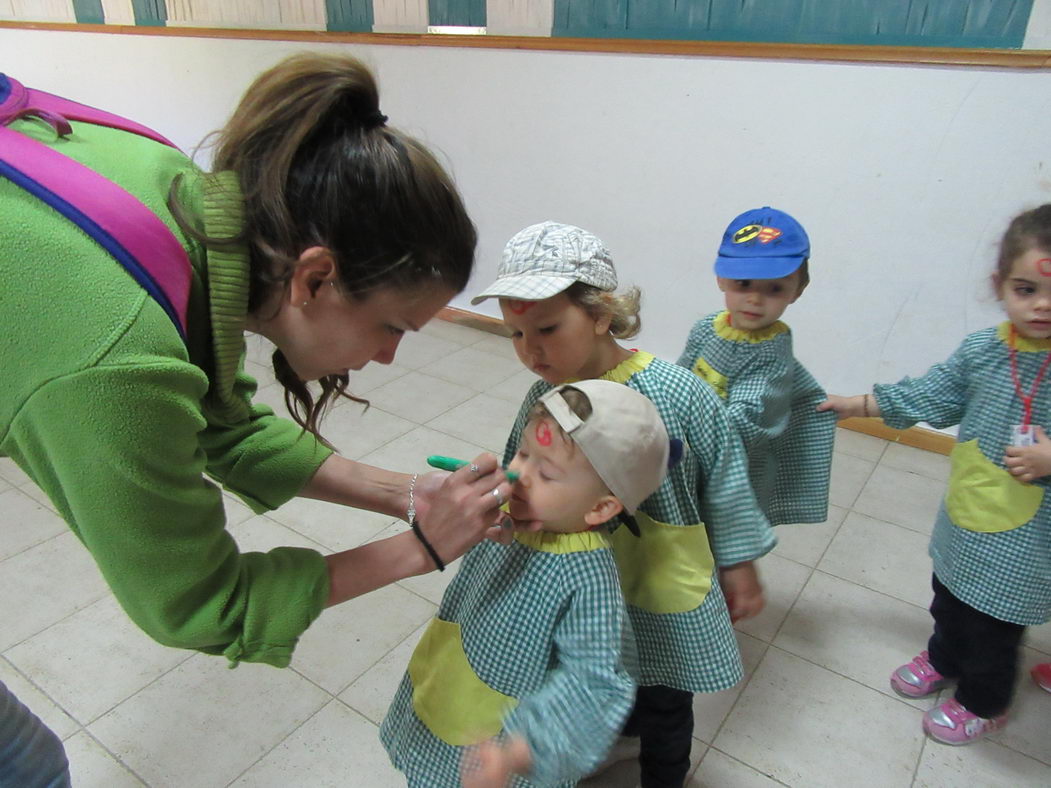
[588,350,656,384]
[514,529,610,554]
[713,310,788,343]
[997,322,1051,352]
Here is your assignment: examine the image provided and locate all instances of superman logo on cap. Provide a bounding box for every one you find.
[733,224,782,244]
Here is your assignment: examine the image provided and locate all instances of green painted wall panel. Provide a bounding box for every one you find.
[429,0,487,27]
[326,0,373,31]
[131,0,166,27]
[553,0,1035,48]
[72,0,105,24]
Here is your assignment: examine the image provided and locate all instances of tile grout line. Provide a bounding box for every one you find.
[703,746,794,786]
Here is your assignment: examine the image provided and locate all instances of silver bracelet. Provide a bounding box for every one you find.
[406,472,418,523]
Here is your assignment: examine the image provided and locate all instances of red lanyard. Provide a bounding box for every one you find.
[1008,325,1051,427]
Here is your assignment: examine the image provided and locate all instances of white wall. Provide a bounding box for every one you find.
[5,27,1049,397]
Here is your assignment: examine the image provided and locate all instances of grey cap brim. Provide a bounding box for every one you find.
[469,273,578,306]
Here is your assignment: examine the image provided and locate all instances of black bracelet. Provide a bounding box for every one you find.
[411,519,445,572]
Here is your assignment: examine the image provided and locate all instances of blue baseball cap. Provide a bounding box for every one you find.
[714,206,810,280]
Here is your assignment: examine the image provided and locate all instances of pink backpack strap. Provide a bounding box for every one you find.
[0,74,177,148]
[0,74,191,341]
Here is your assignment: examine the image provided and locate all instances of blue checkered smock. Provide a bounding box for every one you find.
[504,351,775,692]
[874,323,1051,626]
[380,531,634,787]
[676,311,836,525]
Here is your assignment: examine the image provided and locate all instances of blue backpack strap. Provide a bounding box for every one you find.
[0,74,191,341]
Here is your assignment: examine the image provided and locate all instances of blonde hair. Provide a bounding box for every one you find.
[565,281,642,339]
[175,53,476,439]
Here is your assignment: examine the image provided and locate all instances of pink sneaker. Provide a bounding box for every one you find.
[890,651,950,698]
[1032,663,1051,693]
[922,698,1006,745]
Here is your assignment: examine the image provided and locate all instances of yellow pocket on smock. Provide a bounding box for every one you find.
[408,618,517,746]
[608,512,715,614]
[945,439,1043,533]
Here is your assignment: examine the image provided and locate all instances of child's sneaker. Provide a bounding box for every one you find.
[890,651,950,698]
[922,698,1006,745]
[1032,662,1051,693]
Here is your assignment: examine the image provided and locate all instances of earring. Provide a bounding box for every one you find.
[301,300,308,307]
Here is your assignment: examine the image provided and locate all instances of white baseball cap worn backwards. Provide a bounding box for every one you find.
[537,379,669,514]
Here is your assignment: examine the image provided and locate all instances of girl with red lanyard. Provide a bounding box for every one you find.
[819,204,1051,746]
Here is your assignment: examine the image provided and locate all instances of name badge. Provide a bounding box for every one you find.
[1012,424,1036,447]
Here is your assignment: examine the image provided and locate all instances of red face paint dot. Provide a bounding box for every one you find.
[535,421,552,446]
[1037,258,1051,277]
[508,300,536,314]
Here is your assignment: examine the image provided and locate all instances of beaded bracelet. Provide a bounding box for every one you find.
[862,393,871,418]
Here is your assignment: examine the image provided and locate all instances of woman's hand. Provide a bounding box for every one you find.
[410,453,513,567]
[322,453,519,606]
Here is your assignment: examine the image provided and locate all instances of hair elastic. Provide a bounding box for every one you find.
[363,109,388,130]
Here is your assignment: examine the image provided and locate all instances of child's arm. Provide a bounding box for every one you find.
[1004,426,1051,482]
[817,393,881,420]
[461,736,531,788]
[682,378,776,567]
[820,343,968,430]
[719,562,764,623]
[723,344,796,449]
[675,320,705,370]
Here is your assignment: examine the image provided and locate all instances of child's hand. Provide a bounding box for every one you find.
[816,394,877,420]
[719,562,765,623]
[461,736,531,788]
[486,516,544,544]
[1004,426,1051,483]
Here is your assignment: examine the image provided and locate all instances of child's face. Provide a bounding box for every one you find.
[500,293,612,384]
[717,272,802,331]
[998,247,1051,339]
[506,417,620,533]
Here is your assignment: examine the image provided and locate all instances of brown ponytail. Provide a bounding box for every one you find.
[190,53,476,437]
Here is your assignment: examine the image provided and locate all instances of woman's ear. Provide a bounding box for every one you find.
[288,247,337,307]
[584,495,624,526]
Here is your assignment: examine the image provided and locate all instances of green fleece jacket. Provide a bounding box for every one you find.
[0,117,333,667]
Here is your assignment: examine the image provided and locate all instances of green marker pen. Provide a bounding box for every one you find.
[427,455,519,483]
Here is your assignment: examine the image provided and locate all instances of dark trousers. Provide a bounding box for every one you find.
[927,574,1025,718]
[622,684,693,788]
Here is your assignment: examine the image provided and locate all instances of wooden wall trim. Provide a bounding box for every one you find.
[834,418,954,455]
[2,21,1049,69]
[438,306,512,337]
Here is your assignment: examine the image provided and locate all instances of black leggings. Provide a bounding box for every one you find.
[927,574,1026,718]
[623,684,694,788]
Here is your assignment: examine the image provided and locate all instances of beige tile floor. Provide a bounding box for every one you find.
[3,320,1051,787]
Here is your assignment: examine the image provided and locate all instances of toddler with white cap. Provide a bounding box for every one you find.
[381,380,671,788]
[473,221,775,788]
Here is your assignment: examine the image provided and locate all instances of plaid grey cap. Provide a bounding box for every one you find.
[471,221,618,305]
